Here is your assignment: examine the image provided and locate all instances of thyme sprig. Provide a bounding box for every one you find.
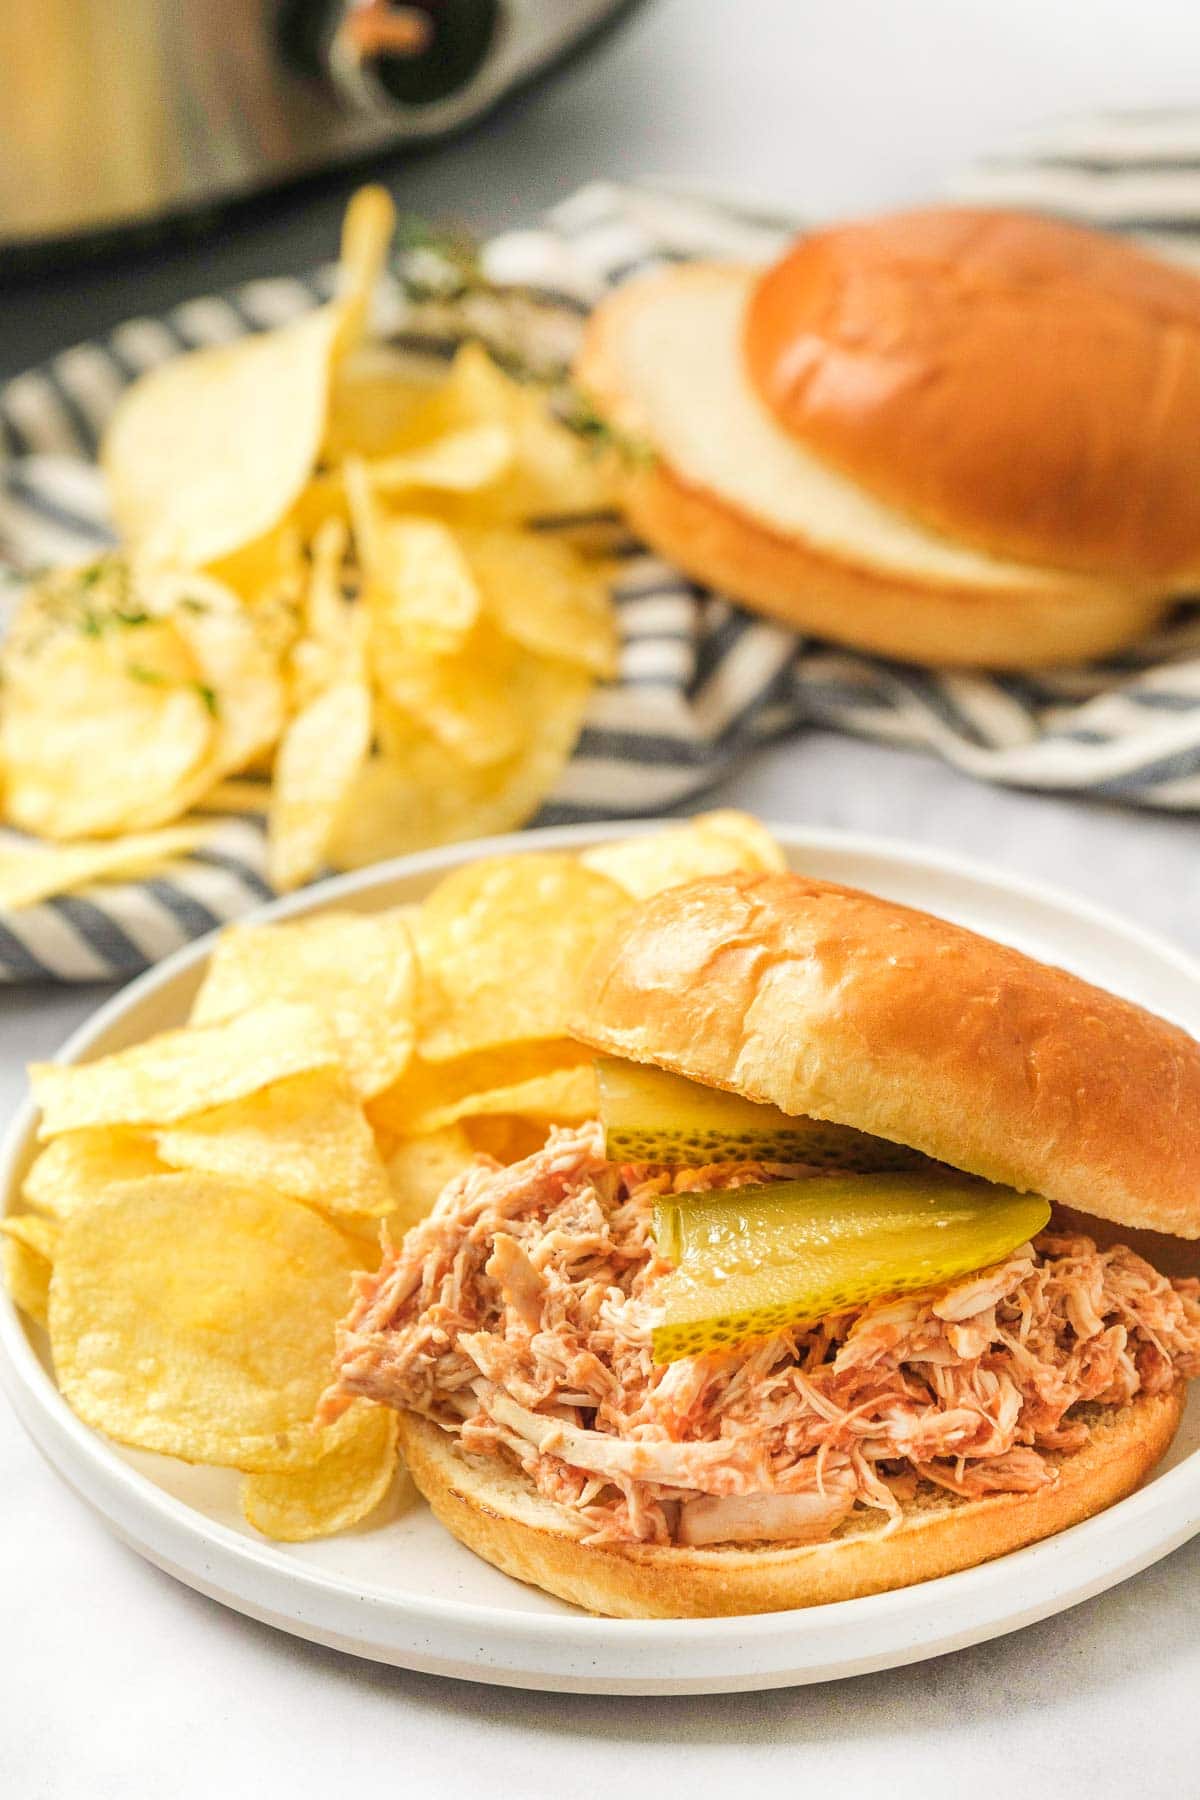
[394,216,488,304]
[554,386,654,467]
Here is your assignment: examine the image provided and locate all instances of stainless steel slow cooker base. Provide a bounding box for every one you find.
[0,0,634,263]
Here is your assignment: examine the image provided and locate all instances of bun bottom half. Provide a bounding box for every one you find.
[397,1387,1183,1619]
[618,456,1167,670]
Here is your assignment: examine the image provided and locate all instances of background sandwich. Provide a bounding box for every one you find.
[575,208,1200,667]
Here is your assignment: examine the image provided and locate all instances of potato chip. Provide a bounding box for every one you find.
[368,423,514,495]
[1,561,290,838]
[428,343,617,521]
[191,909,416,1099]
[302,517,352,637]
[267,679,372,891]
[354,498,481,655]
[194,778,271,815]
[371,340,498,445]
[206,521,307,613]
[463,1115,552,1163]
[8,188,627,908]
[331,184,397,357]
[581,810,787,899]
[102,186,394,567]
[2,1214,60,1326]
[156,1068,393,1218]
[397,1062,599,1138]
[693,809,790,869]
[241,1400,399,1541]
[367,1040,583,1138]
[287,635,365,720]
[323,342,445,462]
[327,658,592,872]
[1,566,216,838]
[159,573,286,778]
[286,519,365,709]
[22,1128,165,1218]
[286,472,352,548]
[335,1219,388,1274]
[3,1236,50,1325]
[374,628,531,770]
[48,1174,361,1469]
[415,854,628,1062]
[103,307,344,567]
[0,826,210,910]
[30,1001,339,1137]
[384,1126,477,1234]
[3,1212,61,1256]
[460,527,617,677]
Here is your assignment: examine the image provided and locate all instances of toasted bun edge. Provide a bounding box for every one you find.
[397,1386,1184,1619]
[613,452,1167,668]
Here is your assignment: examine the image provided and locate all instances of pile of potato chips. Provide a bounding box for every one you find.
[2,814,785,1539]
[0,185,621,909]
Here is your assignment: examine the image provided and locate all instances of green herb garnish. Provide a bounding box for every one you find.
[394,216,485,303]
[125,662,220,718]
[555,386,654,466]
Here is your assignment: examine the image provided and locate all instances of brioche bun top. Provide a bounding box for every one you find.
[570,872,1200,1239]
[743,207,1200,580]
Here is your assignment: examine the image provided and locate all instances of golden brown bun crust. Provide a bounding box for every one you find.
[398,1388,1183,1618]
[574,260,1168,668]
[614,453,1166,669]
[570,872,1200,1239]
[746,208,1200,580]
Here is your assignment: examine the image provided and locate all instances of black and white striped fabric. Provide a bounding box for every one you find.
[2,167,1200,983]
[948,106,1200,262]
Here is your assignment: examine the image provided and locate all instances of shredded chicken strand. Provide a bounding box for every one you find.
[330,1123,1200,1546]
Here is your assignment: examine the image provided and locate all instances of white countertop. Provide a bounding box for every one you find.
[4,1,1200,1791]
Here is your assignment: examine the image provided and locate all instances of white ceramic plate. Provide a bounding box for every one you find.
[3,822,1200,1696]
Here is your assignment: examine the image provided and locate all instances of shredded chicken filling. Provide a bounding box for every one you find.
[331,1123,1200,1547]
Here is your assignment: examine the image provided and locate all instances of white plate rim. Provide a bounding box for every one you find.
[3,818,1200,1693]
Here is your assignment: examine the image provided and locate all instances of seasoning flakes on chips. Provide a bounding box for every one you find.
[0,185,621,913]
[0,573,217,840]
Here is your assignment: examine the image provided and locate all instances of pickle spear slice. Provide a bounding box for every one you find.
[596,1056,926,1171]
[652,1173,1049,1362]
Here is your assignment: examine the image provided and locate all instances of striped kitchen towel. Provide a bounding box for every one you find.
[1,161,1199,982]
[948,105,1200,261]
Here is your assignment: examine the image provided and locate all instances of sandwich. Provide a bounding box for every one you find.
[329,872,1200,1617]
[574,207,1200,668]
